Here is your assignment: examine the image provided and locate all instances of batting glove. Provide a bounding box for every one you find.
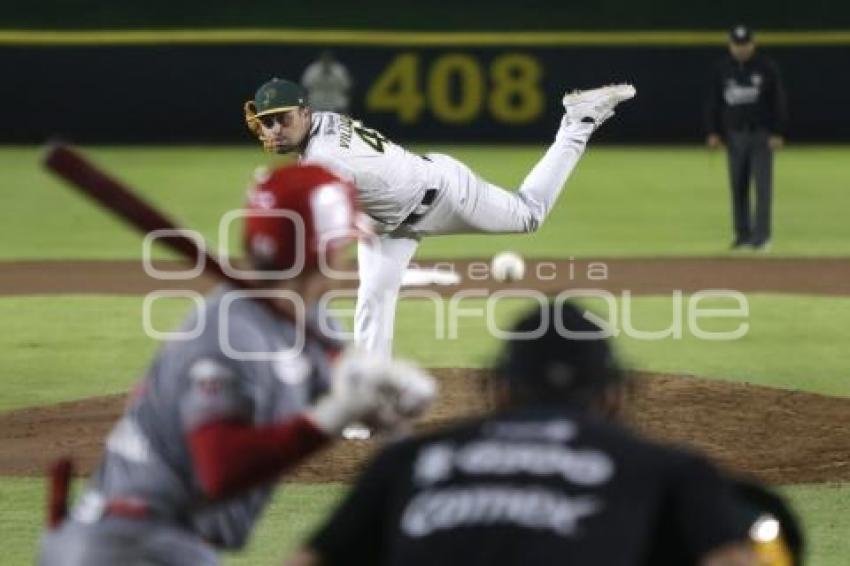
[307,349,437,436]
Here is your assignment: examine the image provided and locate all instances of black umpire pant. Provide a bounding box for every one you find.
[725,129,773,246]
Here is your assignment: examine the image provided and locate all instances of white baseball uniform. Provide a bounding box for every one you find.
[301,111,594,359]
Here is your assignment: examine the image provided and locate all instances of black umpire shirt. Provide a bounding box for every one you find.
[309,405,748,566]
[705,53,788,135]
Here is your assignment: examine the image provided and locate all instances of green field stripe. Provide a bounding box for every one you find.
[2,29,850,47]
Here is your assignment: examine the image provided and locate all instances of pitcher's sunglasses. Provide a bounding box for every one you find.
[258,112,293,129]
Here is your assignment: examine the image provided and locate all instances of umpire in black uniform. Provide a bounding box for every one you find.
[288,301,767,566]
[706,24,789,251]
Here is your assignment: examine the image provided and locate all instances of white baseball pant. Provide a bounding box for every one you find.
[355,121,595,359]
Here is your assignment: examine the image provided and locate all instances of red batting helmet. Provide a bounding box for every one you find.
[243,164,360,273]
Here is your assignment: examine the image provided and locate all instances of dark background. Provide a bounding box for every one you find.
[5,0,849,30]
[3,1,848,143]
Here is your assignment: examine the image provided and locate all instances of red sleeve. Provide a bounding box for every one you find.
[188,414,330,500]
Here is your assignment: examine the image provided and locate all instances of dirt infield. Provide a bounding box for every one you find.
[2,256,848,487]
[2,257,850,296]
[1,370,848,485]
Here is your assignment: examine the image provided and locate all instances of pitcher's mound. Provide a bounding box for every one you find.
[2,370,848,485]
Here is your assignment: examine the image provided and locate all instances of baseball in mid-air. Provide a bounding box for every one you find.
[491,251,526,282]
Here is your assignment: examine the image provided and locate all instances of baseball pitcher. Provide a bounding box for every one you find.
[38,164,436,565]
[244,78,635,359]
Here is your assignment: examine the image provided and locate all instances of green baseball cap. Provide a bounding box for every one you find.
[253,78,307,118]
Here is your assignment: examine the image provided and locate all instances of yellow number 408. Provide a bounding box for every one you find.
[366,53,544,125]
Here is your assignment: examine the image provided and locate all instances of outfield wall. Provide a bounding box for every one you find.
[5,1,850,30]
[4,30,849,143]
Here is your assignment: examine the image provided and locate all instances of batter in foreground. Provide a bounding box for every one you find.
[38,164,435,565]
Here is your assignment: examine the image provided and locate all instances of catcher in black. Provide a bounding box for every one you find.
[705,24,789,251]
[288,301,759,566]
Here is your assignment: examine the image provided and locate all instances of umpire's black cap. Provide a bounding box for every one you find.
[495,301,623,405]
[730,24,754,44]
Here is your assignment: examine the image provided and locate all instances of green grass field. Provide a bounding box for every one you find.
[2,145,848,564]
[2,293,848,412]
[3,145,850,259]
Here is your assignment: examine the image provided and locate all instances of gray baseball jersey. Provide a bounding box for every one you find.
[41,285,340,564]
[301,112,435,231]
[301,62,352,113]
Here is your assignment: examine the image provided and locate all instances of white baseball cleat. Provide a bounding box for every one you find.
[562,83,636,128]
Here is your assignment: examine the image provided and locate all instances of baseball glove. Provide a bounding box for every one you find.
[243,100,276,153]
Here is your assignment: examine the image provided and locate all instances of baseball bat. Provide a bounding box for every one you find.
[43,143,340,353]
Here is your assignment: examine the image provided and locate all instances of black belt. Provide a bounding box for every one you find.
[401,188,438,225]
